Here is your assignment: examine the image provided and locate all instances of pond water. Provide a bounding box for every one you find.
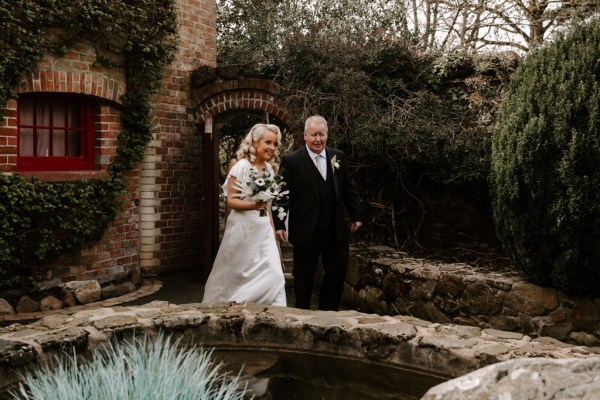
[0,347,446,400]
[212,349,446,400]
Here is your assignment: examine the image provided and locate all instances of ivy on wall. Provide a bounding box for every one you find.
[0,0,179,292]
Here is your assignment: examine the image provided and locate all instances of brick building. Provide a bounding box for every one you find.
[0,0,216,287]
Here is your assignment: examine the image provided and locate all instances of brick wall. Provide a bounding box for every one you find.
[138,0,216,274]
[0,99,17,168]
[0,0,217,286]
[0,42,135,287]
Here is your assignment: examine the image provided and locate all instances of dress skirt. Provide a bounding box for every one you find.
[202,208,286,306]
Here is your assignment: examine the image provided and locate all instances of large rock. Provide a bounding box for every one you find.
[101,284,119,299]
[116,281,136,296]
[39,296,63,311]
[422,357,600,400]
[15,296,39,313]
[63,291,77,307]
[0,299,15,315]
[63,280,101,305]
[129,271,142,287]
[570,299,600,331]
[504,283,559,316]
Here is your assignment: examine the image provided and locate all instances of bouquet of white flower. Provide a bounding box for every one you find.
[235,167,289,218]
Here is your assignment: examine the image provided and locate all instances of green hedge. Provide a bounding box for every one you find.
[491,19,600,293]
[0,175,123,290]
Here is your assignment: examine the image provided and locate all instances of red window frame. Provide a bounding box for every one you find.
[17,94,95,171]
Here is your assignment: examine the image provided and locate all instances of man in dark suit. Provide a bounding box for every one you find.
[274,115,365,311]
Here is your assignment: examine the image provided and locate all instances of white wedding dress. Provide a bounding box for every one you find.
[202,159,287,306]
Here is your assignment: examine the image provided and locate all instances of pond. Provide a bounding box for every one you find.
[0,348,444,400]
[212,348,446,400]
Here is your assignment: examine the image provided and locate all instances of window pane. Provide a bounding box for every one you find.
[37,101,51,126]
[19,98,34,125]
[68,131,81,156]
[53,101,66,128]
[36,129,50,157]
[53,130,66,156]
[68,100,81,127]
[18,94,94,170]
[20,128,34,156]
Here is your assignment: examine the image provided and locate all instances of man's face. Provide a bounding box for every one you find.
[304,122,328,153]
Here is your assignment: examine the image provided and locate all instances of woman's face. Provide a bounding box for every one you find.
[254,130,278,163]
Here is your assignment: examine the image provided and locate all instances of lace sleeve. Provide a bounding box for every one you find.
[222,159,249,196]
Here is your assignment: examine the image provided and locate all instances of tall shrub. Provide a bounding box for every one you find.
[217,0,513,251]
[490,20,600,293]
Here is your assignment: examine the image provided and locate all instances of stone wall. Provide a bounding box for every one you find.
[343,244,600,347]
[1,302,597,394]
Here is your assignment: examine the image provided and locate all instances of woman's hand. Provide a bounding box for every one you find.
[255,201,268,212]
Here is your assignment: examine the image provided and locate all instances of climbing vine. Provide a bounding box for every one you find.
[0,0,178,291]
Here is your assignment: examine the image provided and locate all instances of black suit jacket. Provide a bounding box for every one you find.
[274,146,365,247]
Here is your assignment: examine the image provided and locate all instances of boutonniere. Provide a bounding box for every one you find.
[331,155,340,172]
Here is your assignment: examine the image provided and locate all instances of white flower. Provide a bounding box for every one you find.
[232,166,289,217]
[331,155,340,172]
[273,206,287,221]
[237,186,253,198]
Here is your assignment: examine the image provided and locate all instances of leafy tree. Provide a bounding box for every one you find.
[217,0,413,66]
[491,19,600,293]
[218,0,600,55]
[218,0,515,251]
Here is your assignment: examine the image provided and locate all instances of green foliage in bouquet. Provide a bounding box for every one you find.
[490,19,600,293]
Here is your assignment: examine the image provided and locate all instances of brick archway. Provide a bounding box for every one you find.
[193,77,296,279]
[17,70,126,104]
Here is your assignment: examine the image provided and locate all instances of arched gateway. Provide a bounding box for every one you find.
[192,72,295,280]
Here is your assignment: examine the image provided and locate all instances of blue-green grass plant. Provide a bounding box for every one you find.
[11,333,249,400]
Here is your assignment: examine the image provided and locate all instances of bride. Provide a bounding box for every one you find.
[202,124,287,306]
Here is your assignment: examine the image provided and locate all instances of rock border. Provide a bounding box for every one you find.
[0,278,161,325]
[1,301,598,394]
[344,244,600,347]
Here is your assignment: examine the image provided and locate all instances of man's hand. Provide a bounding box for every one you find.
[275,229,288,245]
[350,221,363,233]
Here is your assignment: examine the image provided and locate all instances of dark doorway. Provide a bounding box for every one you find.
[201,110,289,281]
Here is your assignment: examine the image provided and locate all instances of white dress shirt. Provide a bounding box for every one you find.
[306,145,327,180]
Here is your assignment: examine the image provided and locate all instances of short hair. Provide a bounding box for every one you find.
[304,115,328,133]
[236,123,282,163]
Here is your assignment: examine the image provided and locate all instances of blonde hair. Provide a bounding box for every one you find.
[236,123,282,163]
